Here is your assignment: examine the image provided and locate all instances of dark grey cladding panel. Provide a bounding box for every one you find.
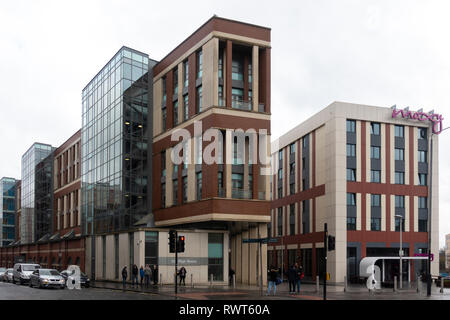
[414,243,428,253]
[182,86,188,96]
[196,78,203,87]
[347,157,357,169]
[218,165,224,172]
[182,169,188,177]
[231,79,244,89]
[195,164,202,173]
[161,176,166,183]
[395,137,405,148]
[419,209,429,220]
[391,242,410,248]
[395,160,405,172]
[290,174,295,184]
[218,78,224,86]
[290,153,295,163]
[232,165,244,174]
[366,242,386,248]
[172,93,178,102]
[371,135,381,146]
[302,199,310,233]
[279,159,283,169]
[371,159,381,171]
[395,208,405,217]
[172,171,178,179]
[347,206,357,218]
[418,162,428,174]
[371,207,382,218]
[418,139,428,151]
[347,132,356,144]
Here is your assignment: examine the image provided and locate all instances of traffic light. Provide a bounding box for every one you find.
[177,235,185,253]
[169,230,177,253]
[328,235,335,251]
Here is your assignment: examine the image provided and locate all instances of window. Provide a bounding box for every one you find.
[183,60,189,88]
[279,150,283,162]
[183,95,189,121]
[395,148,404,161]
[277,208,283,236]
[371,123,380,135]
[395,171,404,184]
[289,162,295,177]
[173,67,178,95]
[346,120,356,133]
[395,217,405,232]
[208,233,223,281]
[290,143,296,154]
[278,184,282,199]
[371,218,381,231]
[182,177,188,204]
[232,57,243,81]
[347,144,356,157]
[395,195,405,208]
[347,217,356,230]
[197,50,203,79]
[161,151,166,177]
[289,205,295,235]
[161,183,166,208]
[248,63,253,83]
[394,125,404,138]
[419,219,428,232]
[196,172,202,201]
[418,128,427,139]
[418,196,427,209]
[347,193,356,206]
[371,194,381,207]
[290,181,295,195]
[173,179,178,206]
[231,88,244,107]
[371,146,380,159]
[162,76,167,104]
[197,86,202,113]
[173,101,178,126]
[418,151,427,163]
[218,53,223,79]
[218,172,224,196]
[162,107,167,131]
[347,168,356,181]
[371,170,381,183]
[418,173,427,186]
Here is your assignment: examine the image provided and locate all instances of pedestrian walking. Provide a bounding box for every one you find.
[179,266,187,286]
[144,264,151,288]
[121,266,128,289]
[152,265,158,285]
[288,264,297,294]
[267,265,279,296]
[295,263,303,294]
[132,264,139,287]
[139,266,145,286]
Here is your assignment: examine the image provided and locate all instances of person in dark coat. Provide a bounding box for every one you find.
[139,266,145,286]
[121,266,128,288]
[152,265,158,285]
[287,265,297,294]
[266,265,279,296]
[144,264,152,288]
[295,263,303,294]
[132,264,139,287]
[179,266,187,286]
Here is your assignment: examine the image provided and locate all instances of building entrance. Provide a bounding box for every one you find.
[367,247,409,284]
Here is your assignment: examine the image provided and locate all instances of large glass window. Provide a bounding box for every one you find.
[371,146,380,159]
[347,144,356,157]
[231,57,243,81]
[418,128,427,139]
[347,193,356,206]
[394,125,404,138]
[173,101,178,126]
[196,172,202,201]
[197,86,202,113]
[395,148,404,161]
[197,50,203,79]
[418,173,427,186]
[347,168,356,181]
[145,231,158,267]
[395,195,405,208]
[289,205,295,235]
[208,233,223,281]
[183,60,189,88]
[371,170,380,183]
[418,151,427,163]
[173,67,178,95]
[371,194,381,207]
[183,95,189,121]
[395,171,404,184]
[346,120,356,133]
[371,218,381,231]
[277,208,283,236]
[371,122,380,135]
[347,217,356,230]
[418,196,427,209]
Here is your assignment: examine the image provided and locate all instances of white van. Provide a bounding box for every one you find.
[13,263,40,285]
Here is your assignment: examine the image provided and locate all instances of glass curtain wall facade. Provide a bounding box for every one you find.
[34,154,54,241]
[0,178,17,247]
[81,47,153,235]
[21,143,53,244]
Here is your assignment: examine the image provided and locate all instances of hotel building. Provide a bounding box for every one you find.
[269,101,439,284]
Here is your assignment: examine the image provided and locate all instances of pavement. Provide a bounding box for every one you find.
[90,278,450,300]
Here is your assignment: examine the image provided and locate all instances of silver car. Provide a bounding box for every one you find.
[0,268,6,279]
[29,269,65,289]
[12,263,40,284]
[2,269,13,282]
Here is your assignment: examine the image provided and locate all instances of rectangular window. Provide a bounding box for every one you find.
[347,168,356,181]
[371,122,380,135]
[277,208,283,236]
[182,177,188,204]
[290,182,295,195]
[395,217,405,232]
[279,150,283,161]
[394,125,404,138]
[395,148,404,161]
[347,193,356,206]
[197,86,202,113]
[395,195,405,208]
[161,183,166,208]
[290,143,296,154]
[346,120,356,133]
[161,151,166,177]
[183,60,189,88]
[173,67,178,95]
[290,205,295,236]
[347,217,356,230]
[371,146,380,159]
[347,144,356,157]
[418,196,427,209]
[289,162,295,177]
[278,185,282,199]
[208,233,223,281]
[418,151,427,163]
[218,53,223,79]
[371,194,381,207]
[173,101,178,126]
[371,218,381,231]
[197,50,203,79]
[173,179,178,206]
[418,219,428,232]
[395,171,405,184]
[196,172,202,201]
[162,77,167,105]
[418,173,427,186]
[418,128,427,140]
[162,107,167,131]
[232,57,243,81]
[183,95,189,121]
[231,88,244,108]
[371,170,381,183]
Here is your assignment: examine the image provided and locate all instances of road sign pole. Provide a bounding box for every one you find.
[175,231,178,295]
[324,223,327,301]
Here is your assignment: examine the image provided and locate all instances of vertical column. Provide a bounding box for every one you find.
[177,63,183,122]
[70,192,75,227]
[225,130,233,198]
[356,193,362,231]
[166,147,173,207]
[252,46,259,112]
[366,194,371,231]
[381,194,386,231]
[188,53,197,118]
[405,126,410,185]
[405,195,410,232]
[187,140,195,202]
[385,125,391,231]
[166,70,174,130]
[226,40,232,109]
[381,124,386,183]
[57,198,61,231]
[243,55,249,103]
[77,189,81,226]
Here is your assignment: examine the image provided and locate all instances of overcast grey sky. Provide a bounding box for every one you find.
[1,0,449,247]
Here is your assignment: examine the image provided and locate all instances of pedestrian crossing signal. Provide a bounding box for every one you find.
[177,236,185,253]
[169,230,177,253]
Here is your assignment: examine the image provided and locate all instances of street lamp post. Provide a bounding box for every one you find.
[395,214,403,289]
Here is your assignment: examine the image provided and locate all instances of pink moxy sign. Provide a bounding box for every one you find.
[391,105,444,135]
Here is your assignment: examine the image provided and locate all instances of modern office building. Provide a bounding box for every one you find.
[0,177,18,247]
[269,102,439,285]
[35,153,54,242]
[14,180,21,241]
[151,16,272,285]
[20,143,54,244]
[446,234,450,270]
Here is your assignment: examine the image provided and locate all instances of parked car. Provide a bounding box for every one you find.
[29,269,65,289]
[0,268,6,279]
[12,263,40,284]
[2,269,13,282]
[61,269,90,288]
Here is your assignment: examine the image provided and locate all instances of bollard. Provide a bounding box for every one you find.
[344,276,347,292]
[191,274,193,288]
[233,274,236,289]
[440,278,444,294]
[210,274,214,287]
[394,276,397,292]
[316,275,320,293]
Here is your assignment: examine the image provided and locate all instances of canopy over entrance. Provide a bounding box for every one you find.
[360,256,428,278]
